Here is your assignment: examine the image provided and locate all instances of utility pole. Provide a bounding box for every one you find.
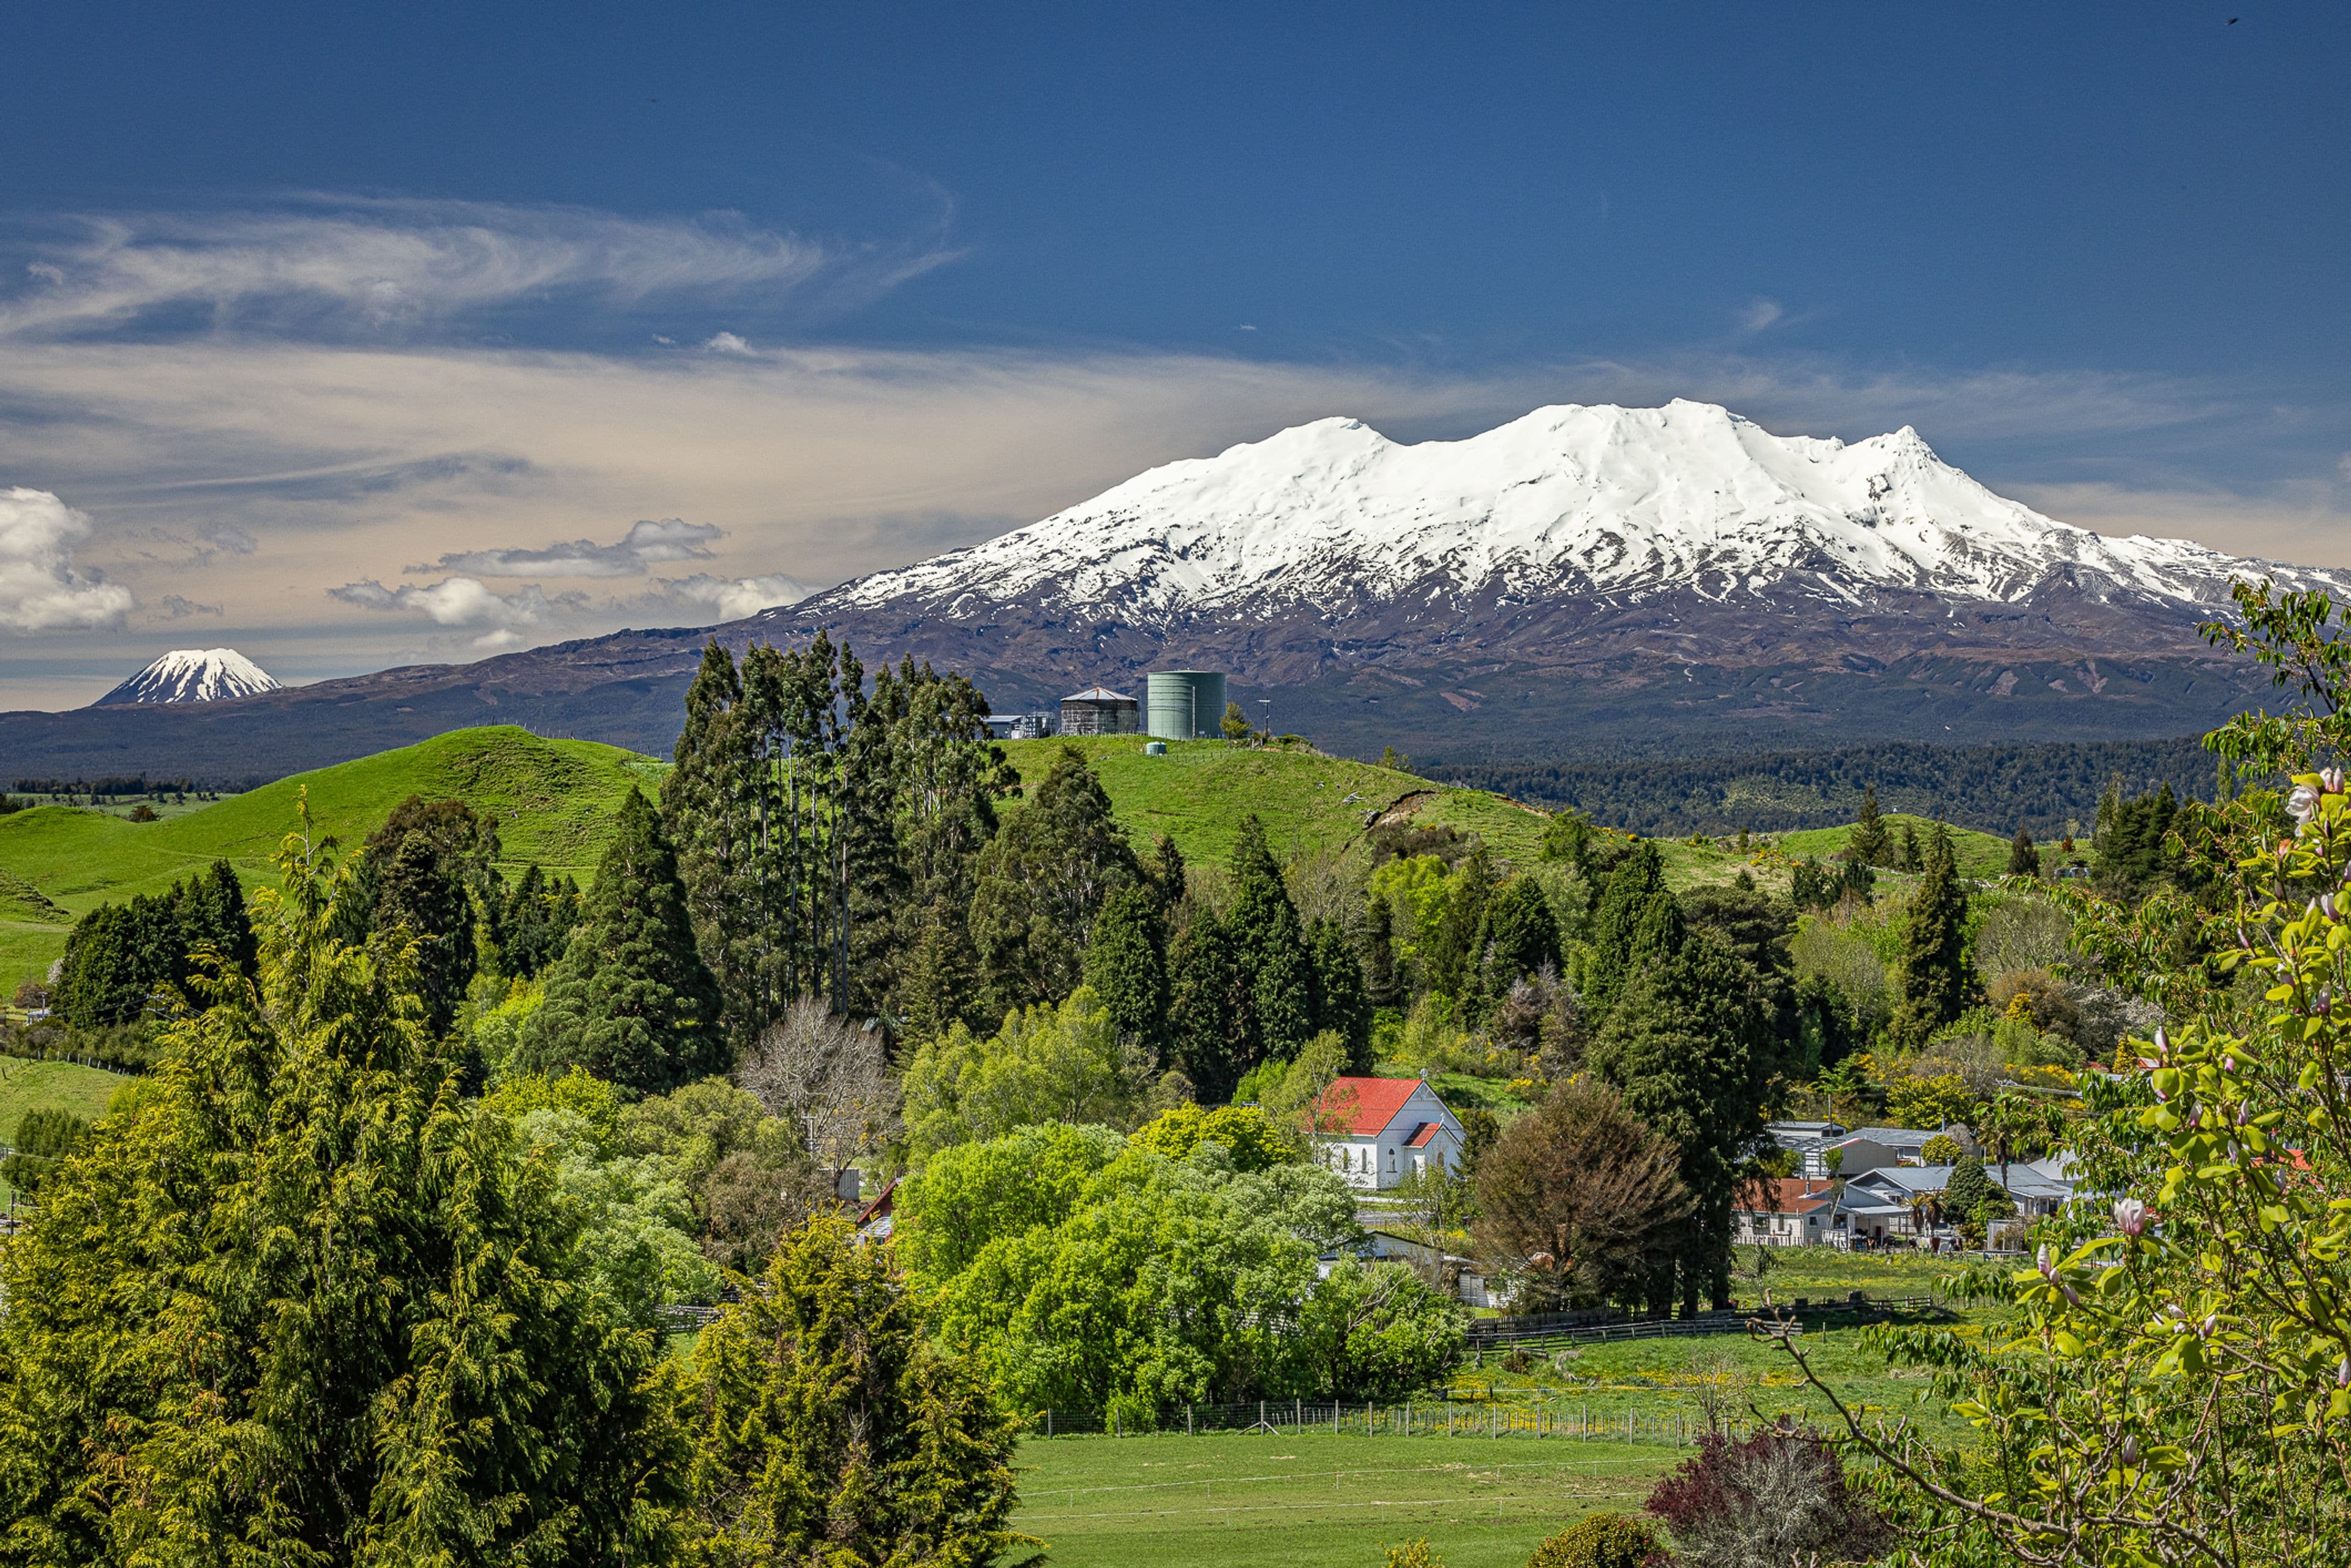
[1259,697,1272,741]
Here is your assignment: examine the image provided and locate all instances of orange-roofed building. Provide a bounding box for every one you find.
[1308,1075,1464,1190]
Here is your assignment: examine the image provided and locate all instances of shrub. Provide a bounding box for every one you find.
[1382,1539,1444,1568]
[1644,1425,1886,1568]
[1920,1132,1963,1164]
[1501,1346,1534,1375]
[1526,1512,1660,1568]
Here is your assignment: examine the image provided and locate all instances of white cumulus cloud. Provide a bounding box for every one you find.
[328,574,585,650]
[651,572,813,621]
[702,331,755,356]
[0,487,137,633]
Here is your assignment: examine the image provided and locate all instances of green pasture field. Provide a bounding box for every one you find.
[0,1059,130,1146]
[0,727,665,995]
[1000,736,1554,869]
[1013,1431,1682,1568]
[1776,813,2013,880]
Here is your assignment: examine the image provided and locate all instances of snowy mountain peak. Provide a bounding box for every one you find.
[819,399,2319,628]
[93,648,282,707]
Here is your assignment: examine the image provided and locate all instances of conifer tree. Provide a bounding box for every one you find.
[900,900,985,1045]
[1142,831,1187,910]
[375,827,476,1036]
[1475,876,1562,1000]
[1169,913,1243,1100]
[1308,915,1373,1072]
[1589,926,1778,1315]
[675,1216,1027,1563]
[1889,822,1970,1049]
[1582,841,1667,1020]
[1897,822,1922,874]
[970,745,1138,1018]
[1224,814,1318,1065]
[2006,825,2041,878]
[665,640,771,1045]
[1084,883,1171,1062]
[1849,783,1890,866]
[0,812,675,1560]
[1361,890,1401,1008]
[1427,848,1493,1000]
[521,787,726,1093]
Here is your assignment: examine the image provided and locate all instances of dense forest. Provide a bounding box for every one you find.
[1423,732,2233,837]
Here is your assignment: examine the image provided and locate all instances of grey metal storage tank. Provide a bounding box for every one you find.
[1060,686,1139,736]
[1146,670,1227,740]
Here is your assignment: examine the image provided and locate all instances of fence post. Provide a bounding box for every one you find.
[1114,1410,1120,1438]
[1046,1409,1052,1438]
[1188,1405,1194,1436]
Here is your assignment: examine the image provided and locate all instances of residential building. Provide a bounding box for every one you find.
[1733,1177,1851,1248]
[1311,1076,1464,1190]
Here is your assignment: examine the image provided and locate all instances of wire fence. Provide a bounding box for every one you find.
[1027,1394,1755,1446]
[1464,1294,1945,1352]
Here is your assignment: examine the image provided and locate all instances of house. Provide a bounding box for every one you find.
[855,1178,898,1244]
[1841,1158,2077,1246]
[1311,1076,1464,1190]
[1319,1229,1499,1307]
[1733,1177,1851,1248]
[1846,1125,1980,1161]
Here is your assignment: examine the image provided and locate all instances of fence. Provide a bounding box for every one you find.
[1028,1394,1755,1446]
[1464,1294,1944,1353]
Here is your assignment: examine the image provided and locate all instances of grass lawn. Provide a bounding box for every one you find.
[0,1059,131,1144]
[0,727,664,996]
[1014,1431,1681,1568]
[1777,813,2013,880]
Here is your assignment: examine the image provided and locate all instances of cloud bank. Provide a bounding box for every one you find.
[414,517,722,578]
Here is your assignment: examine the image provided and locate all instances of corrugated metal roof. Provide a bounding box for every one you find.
[1063,687,1134,702]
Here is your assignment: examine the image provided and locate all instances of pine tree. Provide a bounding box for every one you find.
[374,825,476,1036]
[1897,822,1922,874]
[521,787,727,1093]
[1889,822,1970,1049]
[1143,832,1187,911]
[2006,825,2041,878]
[1849,784,1890,866]
[1308,915,1373,1072]
[1085,883,1170,1062]
[1427,848,1493,1000]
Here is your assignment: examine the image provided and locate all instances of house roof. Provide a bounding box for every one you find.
[1847,1126,1967,1149]
[857,1177,898,1228]
[1739,1177,1843,1215]
[1063,686,1133,702]
[1318,1076,1431,1137]
[1851,1164,1954,1193]
[1406,1122,1441,1148]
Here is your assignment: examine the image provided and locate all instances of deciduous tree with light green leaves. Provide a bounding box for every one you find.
[901,985,1166,1160]
[1764,580,2351,1567]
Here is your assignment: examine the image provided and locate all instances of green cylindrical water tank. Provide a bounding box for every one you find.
[1146,670,1227,740]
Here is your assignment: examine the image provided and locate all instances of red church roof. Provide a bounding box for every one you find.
[1406,1122,1441,1149]
[1314,1076,1427,1136]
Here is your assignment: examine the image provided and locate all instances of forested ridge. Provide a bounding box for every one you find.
[1423,732,2231,838]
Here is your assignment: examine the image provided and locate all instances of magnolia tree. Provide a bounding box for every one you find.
[1765,582,2351,1567]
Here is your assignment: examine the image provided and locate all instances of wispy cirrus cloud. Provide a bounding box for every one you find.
[0,195,953,343]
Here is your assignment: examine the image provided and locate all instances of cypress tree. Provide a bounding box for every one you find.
[2006,826,2041,878]
[1589,927,1778,1315]
[969,746,1138,1019]
[1223,814,1316,1067]
[1897,822,1922,874]
[1583,841,1667,1019]
[374,827,476,1037]
[1849,784,1890,866]
[520,787,726,1093]
[1427,848,1493,1000]
[900,900,985,1045]
[1169,912,1243,1101]
[1475,876,1562,999]
[1361,890,1401,1008]
[1308,915,1373,1072]
[664,642,770,1046]
[1889,822,1970,1049]
[1084,883,1170,1062]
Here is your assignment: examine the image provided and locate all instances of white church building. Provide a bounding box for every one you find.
[1312,1076,1466,1190]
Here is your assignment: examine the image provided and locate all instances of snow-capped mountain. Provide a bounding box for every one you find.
[93,648,282,707]
[823,399,2326,622]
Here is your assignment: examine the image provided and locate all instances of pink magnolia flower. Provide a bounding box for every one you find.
[2113,1198,2150,1237]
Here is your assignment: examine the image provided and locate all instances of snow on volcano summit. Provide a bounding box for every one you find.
[94,648,282,706]
[822,399,2318,624]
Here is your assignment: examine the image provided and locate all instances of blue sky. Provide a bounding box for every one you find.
[2,3,2346,703]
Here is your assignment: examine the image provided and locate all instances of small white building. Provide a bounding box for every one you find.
[1733,1177,1852,1248]
[1312,1076,1464,1190]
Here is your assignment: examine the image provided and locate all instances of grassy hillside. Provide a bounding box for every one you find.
[0,1059,129,1144]
[0,727,664,995]
[1776,812,2014,880]
[999,737,1554,868]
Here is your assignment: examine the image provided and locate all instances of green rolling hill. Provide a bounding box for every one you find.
[0,727,666,997]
